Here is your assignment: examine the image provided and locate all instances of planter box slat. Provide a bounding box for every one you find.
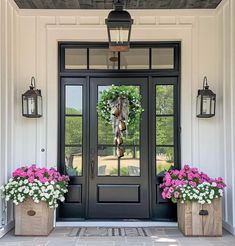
[15,198,54,236]
[177,198,222,236]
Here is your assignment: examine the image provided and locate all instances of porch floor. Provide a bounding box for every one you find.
[0,227,234,246]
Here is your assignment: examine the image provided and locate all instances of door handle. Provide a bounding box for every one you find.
[91,159,95,179]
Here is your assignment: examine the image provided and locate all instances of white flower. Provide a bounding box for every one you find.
[59,197,65,202]
[24,179,28,184]
[48,185,54,190]
[45,193,50,199]
[212,182,217,187]
[24,188,29,194]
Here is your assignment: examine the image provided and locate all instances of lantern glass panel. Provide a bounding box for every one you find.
[196,94,202,116]
[211,97,215,115]
[27,96,36,115]
[37,95,42,115]
[202,96,211,115]
[110,27,129,44]
[23,96,28,115]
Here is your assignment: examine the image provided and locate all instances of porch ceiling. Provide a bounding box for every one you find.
[13,0,223,9]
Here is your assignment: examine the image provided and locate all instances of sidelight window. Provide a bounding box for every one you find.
[64,85,83,176]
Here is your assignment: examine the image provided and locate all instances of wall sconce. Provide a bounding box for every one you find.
[196,76,216,118]
[22,77,42,118]
[105,0,133,52]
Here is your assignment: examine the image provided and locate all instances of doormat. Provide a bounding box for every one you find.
[68,227,152,237]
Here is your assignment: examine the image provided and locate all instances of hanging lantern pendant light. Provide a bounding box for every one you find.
[105,0,133,52]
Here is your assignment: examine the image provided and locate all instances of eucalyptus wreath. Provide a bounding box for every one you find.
[97,85,144,128]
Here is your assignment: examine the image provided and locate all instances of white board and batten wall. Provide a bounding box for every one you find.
[0,0,235,236]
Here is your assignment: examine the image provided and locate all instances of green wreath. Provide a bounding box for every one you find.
[97,85,144,128]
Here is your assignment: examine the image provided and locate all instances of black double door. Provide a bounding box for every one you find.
[59,75,179,221]
[88,77,149,218]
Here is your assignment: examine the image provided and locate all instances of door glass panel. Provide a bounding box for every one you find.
[156,117,174,145]
[65,117,82,145]
[156,85,174,115]
[120,49,149,69]
[98,116,114,145]
[65,147,82,176]
[120,147,140,176]
[152,48,174,69]
[156,147,174,175]
[122,126,140,145]
[98,146,118,176]
[66,86,82,114]
[65,48,87,69]
[89,49,118,69]
[97,85,141,177]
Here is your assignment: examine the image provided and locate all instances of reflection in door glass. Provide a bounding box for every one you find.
[156,147,174,174]
[65,117,83,145]
[152,48,174,69]
[65,147,82,176]
[98,116,114,145]
[120,147,140,176]
[65,48,87,69]
[98,146,118,176]
[66,86,82,114]
[156,117,174,145]
[156,85,175,175]
[97,85,141,176]
[64,85,83,177]
[156,85,174,115]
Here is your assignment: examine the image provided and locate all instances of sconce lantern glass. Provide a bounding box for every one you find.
[22,77,42,118]
[196,76,216,118]
[105,0,133,52]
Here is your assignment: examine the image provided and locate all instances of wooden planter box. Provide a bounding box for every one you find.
[15,198,54,236]
[177,198,222,236]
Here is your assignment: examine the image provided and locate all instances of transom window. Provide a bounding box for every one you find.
[61,43,178,71]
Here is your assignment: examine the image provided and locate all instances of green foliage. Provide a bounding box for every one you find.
[109,167,130,176]
[97,85,144,129]
[65,107,82,145]
[156,85,173,114]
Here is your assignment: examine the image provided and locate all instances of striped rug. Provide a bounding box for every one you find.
[68,227,153,237]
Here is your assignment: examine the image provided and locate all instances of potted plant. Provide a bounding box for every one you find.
[0,164,69,236]
[160,165,226,236]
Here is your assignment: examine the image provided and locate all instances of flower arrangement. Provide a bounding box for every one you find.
[97,85,143,129]
[160,165,226,204]
[0,165,69,208]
